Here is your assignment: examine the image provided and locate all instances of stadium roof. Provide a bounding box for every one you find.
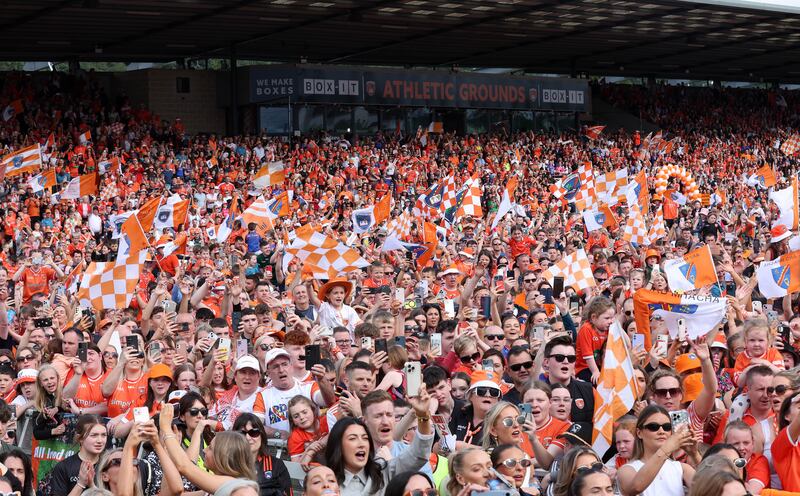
[4,0,800,82]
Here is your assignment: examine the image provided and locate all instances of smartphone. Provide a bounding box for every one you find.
[419,280,429,298]
[533,326,546,342]
[670,409,690,432]
[217,338,231,361]
[552,276,565,298]
[725,281,736,295]
[780,324,791,345]
[444,299,455,317]
[148,342,162,362]
[33,317,53,328]
[207,331,218,342]
[480,295,492,319]
[632,333,645,350]
[361,337,373,350]
[677,318,687,342]
[375,338,388,354]
[394,336,406,348]
[305,344,321,370]
[161,300,177,314]
[236,339,248,359]
[405,361,422,397]
[752,300,763,313]
[569,299,580,314]
[125,335,139,353]
[430,333,442,356]
[133,407,150,423]
[494,274,505,293]
[230,253,239,266]
[395,288,405,303]
[518,403,532,422]
[482,358,495,372]
[78,342,88,362]
[334,385,346,398]
[655,334,669,359]
[542,286,555,304]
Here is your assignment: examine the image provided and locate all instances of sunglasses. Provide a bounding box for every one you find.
[624,310,634,316]
[653,387,682,398]
[474,386,502,398]
[484,334,504,341]
[509,361,533,372]
[642,422,673,432]
[404,490,438,496]
[523,278,537,283]
[103,352,118,359]
[500,457,532,469]
[767,385,790,395]
[188,408,208,417]
[548,354,577,364]
[460,352,481,364]
[500,415,527,428]
[259,343,273,351]
[575,461,605,475]
[16,355,34,363]
[405,325,421,332]
[239,428,261,438]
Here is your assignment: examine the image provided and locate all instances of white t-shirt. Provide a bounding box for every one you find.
[318,302,360,334]
[254,381,323,433]
[624,459,685,496]
[209,387,263,430]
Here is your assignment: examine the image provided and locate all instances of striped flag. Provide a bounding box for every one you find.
[153,195,189,231]
[27,169,57,193]
[592,321,640,457]
[633,289,726,343]
[491,176,519,229]
[1,144,42,178]
[60,173,98,200]
[76,250,147,311]
[1,100,23,122]
[351,193,392,234]
[663,245,719,292]
[44,133,55,151]
[770,176,799,230]
[756,250,800,298]
[78,130,91,145]
[253,161,286,189]
[583,204,617,232]
[285,230,370,279]
[541,248,596,291]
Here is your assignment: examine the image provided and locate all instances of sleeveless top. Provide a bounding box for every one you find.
[624,458,684,496]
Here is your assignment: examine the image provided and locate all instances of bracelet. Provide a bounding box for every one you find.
[163,434,177,441]
[417,414,431,422]
[76,483,86,490]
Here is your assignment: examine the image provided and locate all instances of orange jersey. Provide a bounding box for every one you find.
[73,371,109,410]
[288,415,329,457]
[106,373,148,418]
[536,416,571,450]
[733,348,785,385]
[772,427,800,492]
[575,322,606,374]
[19,266,56,302]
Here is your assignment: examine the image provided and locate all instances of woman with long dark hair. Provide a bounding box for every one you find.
[0,448,34,496]
[232,413,291,496]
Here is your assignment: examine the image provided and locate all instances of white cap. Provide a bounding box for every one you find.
[263,348,291,367]
[235,355,262,372]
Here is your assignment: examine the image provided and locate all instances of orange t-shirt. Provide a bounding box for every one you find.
[73,371,109,410]
[747,452,771,490]
[106,373,148,418]
[536,417,571,450]
[733,349,785,385]
[575,322,606,375]
[287,415,329,456]
[20,266,56,302]
[772,426,800,491]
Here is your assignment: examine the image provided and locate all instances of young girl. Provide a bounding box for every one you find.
[317,278,360,333]
[733,318,785,385]
[287,395,329,462]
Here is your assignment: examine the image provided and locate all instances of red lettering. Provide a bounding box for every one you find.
[392,80,404,98]
[478,84,488,101]
[404,80,414,99]
[446,83,455,100]
[383,80,395,99]
[469,84,478,101]
[488,85,498,102]
[498,85,508,102]
[422,81,431,100]
[458,84,469,101]
[517,86,525,103]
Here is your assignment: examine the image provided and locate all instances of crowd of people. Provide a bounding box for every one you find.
[0,69,798,496]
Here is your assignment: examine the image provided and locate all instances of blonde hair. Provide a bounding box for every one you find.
[34,364,63,412]
[95,448,144,496]
[447,448,481,496]
[453,335,477,357]
[210,432,256,480]
[742,318,770,340]
[482,401,520,451]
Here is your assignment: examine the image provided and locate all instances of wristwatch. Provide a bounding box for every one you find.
[273,430,282,439]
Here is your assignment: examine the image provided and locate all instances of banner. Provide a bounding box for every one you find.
[633,289,726,348]
[756,250,800,298]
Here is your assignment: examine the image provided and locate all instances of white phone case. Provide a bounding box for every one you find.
[405,361,422,397]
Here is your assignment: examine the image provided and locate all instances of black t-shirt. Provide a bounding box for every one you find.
[502,387,522,406]
[256,454,292,496]
[50,453,87,495]
[449,403,484,446]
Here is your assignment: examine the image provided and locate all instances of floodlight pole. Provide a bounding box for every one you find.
[229,43,239,136]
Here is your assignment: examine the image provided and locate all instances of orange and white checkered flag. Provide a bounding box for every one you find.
[285,230,369,279]
[386,211,413,240]
[623,203,650,246]
[253,161,286,188]
[76,250,147,311]
[781,134,800,156]
[648,209,667,244]
[541,248,596,291]
[592,321,640,457]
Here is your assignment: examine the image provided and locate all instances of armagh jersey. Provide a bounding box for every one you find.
[209,386,263,430]
[253,381,323,433]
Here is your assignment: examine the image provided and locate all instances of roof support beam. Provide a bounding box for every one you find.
[0,0,79,32]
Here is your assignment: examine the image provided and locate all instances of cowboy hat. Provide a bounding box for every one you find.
[318,277,353,302]
[771,224,792,243]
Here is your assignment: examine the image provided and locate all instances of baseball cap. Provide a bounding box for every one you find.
[235,354,262,372]
[263,349,291,367]
[148,363,173,381]
[558,422,592,448]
